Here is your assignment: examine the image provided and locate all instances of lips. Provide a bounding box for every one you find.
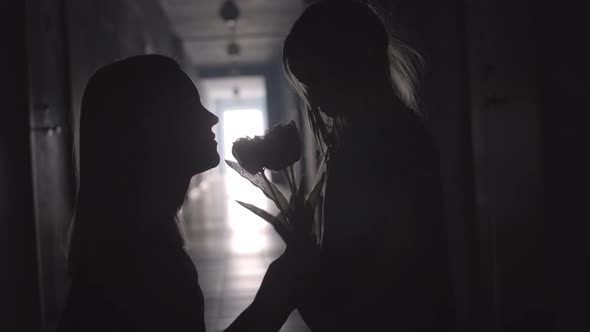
[209,135,218,148]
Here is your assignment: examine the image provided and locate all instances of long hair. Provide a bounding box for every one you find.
[283,0,423,154]
[66,55,189,276]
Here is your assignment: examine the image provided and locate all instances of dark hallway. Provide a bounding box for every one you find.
[1,1,586,331]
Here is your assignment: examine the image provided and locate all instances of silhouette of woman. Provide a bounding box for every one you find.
[57,55,218,332]
[226,1,453,331]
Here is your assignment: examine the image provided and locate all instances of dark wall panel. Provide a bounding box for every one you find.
[541,3,589,331]
[26,1,76,329]
[0,2,43,331]
[465,1,546,331]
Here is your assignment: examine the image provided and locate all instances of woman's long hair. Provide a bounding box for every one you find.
[283,0,423,154]
[66,55,189,277]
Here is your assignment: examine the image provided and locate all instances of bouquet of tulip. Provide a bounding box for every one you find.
[226,121,325,244]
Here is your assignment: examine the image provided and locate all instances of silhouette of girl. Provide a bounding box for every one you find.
[57,55,218,332]
[226,1,453,331]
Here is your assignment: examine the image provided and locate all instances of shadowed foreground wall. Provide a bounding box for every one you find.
[541,3,589,331]
[0,2,42,331]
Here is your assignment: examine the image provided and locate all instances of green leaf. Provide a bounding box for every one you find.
[235,200,275,223]
[288,173,306,221]
[288,190,297,214]
[235,200,290,243]
[225,160,289,212]
[298,173,306,201]
[265,176,290,217]
[307,172,326,209]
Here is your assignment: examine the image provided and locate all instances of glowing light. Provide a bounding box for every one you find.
[221,108,273,255]
[226,175,271,255]
[230,229,268,255]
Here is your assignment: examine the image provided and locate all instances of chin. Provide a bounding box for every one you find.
[195,151,220,174]
[209,145,220,165]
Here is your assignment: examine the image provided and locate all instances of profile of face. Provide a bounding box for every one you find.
[146,70,220,184]
[80,55,220,202]
[162,71,220,179]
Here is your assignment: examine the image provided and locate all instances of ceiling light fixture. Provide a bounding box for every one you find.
[219,0,242,97]
[220,0,240,26]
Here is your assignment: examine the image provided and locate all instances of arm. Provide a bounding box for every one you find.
[223,253,302,332]
[224,182,321,332]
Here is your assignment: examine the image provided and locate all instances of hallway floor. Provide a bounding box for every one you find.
[180,169,310,332]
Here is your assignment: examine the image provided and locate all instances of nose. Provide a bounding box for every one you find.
[212,112,219,125]
[203,106,218,126]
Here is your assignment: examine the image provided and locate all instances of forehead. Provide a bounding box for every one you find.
[170,72,201,102]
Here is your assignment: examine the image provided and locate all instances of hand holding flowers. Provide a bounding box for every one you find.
[223,121,327,322]
[226,120,325,247]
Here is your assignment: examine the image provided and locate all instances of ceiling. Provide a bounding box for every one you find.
[159,0,304,67]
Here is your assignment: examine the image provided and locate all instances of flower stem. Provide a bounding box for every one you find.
[262,172,290,226]
[284,169,295,194]
[289,166,297,196]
